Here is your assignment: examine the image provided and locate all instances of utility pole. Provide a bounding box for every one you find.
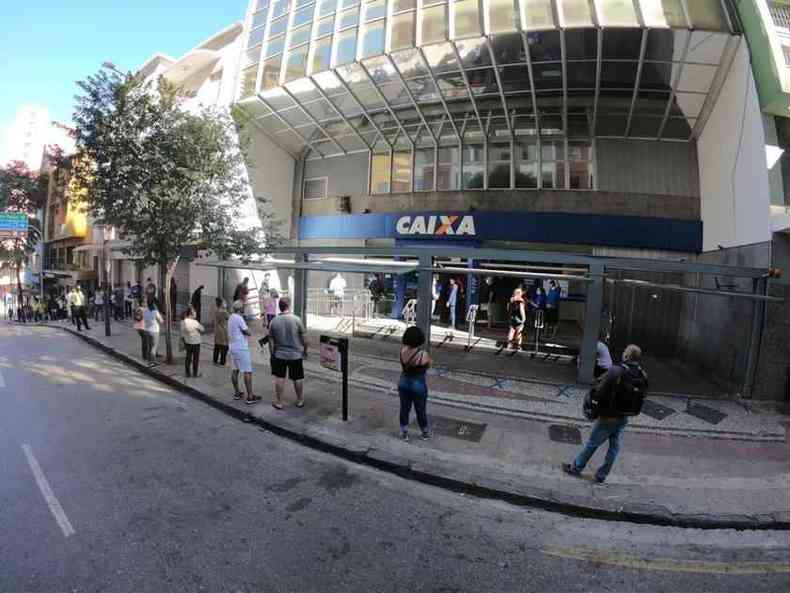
[102,226,111,337]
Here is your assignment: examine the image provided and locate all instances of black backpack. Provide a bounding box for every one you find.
[611,363,649,416]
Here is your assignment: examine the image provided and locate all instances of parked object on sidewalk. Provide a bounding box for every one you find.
[213,298,229,366]
[268,297,307,409]
[565,344,647,483]
[398,326,433,441]
[181,306,205,378]
[228,300,258,404]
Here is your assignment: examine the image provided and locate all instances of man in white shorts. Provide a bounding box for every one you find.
[228,300,259,405]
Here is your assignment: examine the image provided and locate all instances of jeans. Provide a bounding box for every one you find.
[185,343,200,376]
[572,417,628,482]
[213,344,228,365]
[137,329,152,360]
[75,306,90,331]
[448,303,456,328]
[398,374,429,432]
[125,301,133,318]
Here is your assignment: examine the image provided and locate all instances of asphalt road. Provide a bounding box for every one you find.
[2,323,790,593]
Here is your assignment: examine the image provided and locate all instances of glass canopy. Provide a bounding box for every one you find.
[237,0,738,158]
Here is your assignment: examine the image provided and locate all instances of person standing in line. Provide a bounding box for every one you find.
[506,288,526,351]
[113,284,125,321]
[263,289,279,327]
[124,281,134,319]
[397,326,433,441]
[143,299,164,360]
[133,300,151,361]
[69,284,90,331]
[545,279,561,338]
[145,277,157,306]
[181,306,205,378]
[563,344,648,483]
[213,298,229,366]
[446,278,459,329]
[431,277,440,318]
[94,287,104,321]
[169,277,178,324]
[328,272,347,316]
[233,277,249,303]
[267,297,307,410]
[190,285,204,324]
[228,300,259,405]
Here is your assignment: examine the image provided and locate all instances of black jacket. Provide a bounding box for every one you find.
[594,364,635,418]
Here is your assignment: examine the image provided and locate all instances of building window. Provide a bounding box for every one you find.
[335,28,358,65]
[392,151,413,192]
[310,37,333,74]
[240,65,258,99]
[261,56,283,90]
[453,0,480,37]
[436,146,460,189]
[371,152,392,193]
[361,19,386,57]
[487,142,511,188]
[487,0,518,33]
[568,140,593,189]
[541,139,565,189]
[462,144,484,189]
[414,148,435,190]
[420,4,447,44]
[304,177,329,199]
[390,11,416,50]
[515,140,538,188]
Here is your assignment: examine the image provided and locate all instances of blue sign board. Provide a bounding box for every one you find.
[299,210,702,252]
[0,213,28,238]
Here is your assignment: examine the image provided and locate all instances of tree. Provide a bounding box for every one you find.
[0,160,49,302]
[73,64,279,363]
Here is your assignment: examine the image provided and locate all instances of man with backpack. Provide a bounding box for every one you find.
[562,344,648,484]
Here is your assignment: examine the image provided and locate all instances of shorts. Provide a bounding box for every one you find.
[229,349,253,373]
[271,356,305,381]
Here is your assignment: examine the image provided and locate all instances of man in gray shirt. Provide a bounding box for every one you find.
[268,297,307,410]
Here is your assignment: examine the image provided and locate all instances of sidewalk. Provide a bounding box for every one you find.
[37,318,790,529]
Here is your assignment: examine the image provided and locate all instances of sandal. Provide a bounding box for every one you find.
[295,400,305,408]
[232,392,243,400]
[272,401,284,410]
[245,396,262,405]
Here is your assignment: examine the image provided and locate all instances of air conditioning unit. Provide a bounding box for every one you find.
[337,195,351,214]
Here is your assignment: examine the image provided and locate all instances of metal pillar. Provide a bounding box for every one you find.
[466,258,479,322]
[743,276,768,399]
[416,253,433,350]
[293,253,307,324]
[578,263,604,384]
[391,259,407,319]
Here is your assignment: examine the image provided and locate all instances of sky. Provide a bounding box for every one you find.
[0,0,248,142]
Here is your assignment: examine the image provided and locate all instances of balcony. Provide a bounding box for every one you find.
[770,2,790,32]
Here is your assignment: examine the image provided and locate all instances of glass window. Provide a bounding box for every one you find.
[319,0,337,15]
[393,0,416,11]
[269,16,289,37]
[522,0,554,29]
[257,0,270,10]
[392,151,412,192]
[541,139,565,189]
[240,65,258,99]
[639,0,685,27]
[599,0,638,26]
[245,47,262,67]
[462,144,484,189]
[390,12,415,50]
[565,29,597,60]
[364,0,386,20]
[339,7,360,28]
[361,19,386,57]
[290,24,312,47]
[248,26,265,48]
[294,5,315,26]
[316,15,335,37]
[335,28,358,64]
[568,140,592,189]
[252,10,268,29]
[414,148,435,190]
[515,139,537,188]
[267,36,286,57]
[284,45,309,82]
[343,0,361,7]
[686,0,728,31]
[488,143,511,188]
[310,37,333,73]
[437,146,460,189]
[371,153,391,193]
[602,29,643,60]
[297,0,315,7]
[421,4,447,44]
[261,56,283,90]
[561,0,592,27]
[527,30,561,62]
[454,0,481,37]
[488,0,519,33]
[304,178,328,199]
[272,0,291,17]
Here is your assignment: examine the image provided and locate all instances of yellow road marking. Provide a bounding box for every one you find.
[542,546,790,575]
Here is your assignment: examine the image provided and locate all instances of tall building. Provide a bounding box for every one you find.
[0,106,75,172]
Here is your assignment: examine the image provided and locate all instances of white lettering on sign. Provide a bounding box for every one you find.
[395,215,477,236]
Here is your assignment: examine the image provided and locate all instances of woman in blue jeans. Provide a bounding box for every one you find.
[398,326,433,441]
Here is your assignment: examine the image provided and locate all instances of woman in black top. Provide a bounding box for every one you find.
[507,288,526,351]
[398,326,433,441]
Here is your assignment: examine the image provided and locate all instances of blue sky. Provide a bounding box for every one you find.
[0,0,247,135]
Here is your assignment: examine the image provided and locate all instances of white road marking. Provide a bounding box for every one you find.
[21,444,75,538]
[0,369,5,388]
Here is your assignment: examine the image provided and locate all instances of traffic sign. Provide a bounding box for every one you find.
[0,213,28,239]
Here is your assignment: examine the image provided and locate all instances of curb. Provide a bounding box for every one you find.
[43,323,790,532]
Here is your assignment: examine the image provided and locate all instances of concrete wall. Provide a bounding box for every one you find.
[699,42,773,252]
[597,139,699,197]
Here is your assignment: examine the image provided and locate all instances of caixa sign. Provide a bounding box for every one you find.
[395,214,476,236]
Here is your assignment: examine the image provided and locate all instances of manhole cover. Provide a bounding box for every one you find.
[548,424,582,445]
[640,399,676,421]
[431,416,487,442]
[686,403,727,425]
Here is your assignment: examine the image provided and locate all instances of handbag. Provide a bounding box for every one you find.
[583,387,599,420]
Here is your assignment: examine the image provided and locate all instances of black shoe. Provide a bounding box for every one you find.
[561,463,582,478]
[185,373,192,378]
[594,476,606,484]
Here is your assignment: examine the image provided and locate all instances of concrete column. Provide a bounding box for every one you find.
[293,253,307,325]
[578,263,604,384]
[466,258,478,321]
[417,253,433,349]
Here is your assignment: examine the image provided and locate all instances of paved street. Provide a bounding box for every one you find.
[3,323,790,593]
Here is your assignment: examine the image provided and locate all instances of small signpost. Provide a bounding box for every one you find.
[320,335,349,421]
[465,305,478,350]
[533,309,545,354]
[0,213,28,240]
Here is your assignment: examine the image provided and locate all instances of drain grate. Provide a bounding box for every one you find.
[430,416,487,442]
[640,399,677,421]
[686,403,727,425]
[548,424,582,445]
